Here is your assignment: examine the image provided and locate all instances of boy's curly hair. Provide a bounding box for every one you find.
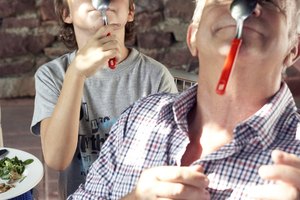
[54,0,135,50]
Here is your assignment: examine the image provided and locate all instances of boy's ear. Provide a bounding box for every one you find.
[62,8,72,24]
[187,23,198,57]
[127,3,135,22]
[285,34,300,67]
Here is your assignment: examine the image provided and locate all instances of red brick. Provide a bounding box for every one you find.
[0,56,34,77]
[164,0,194,22]
[0,0,35,17]
[26,34,55,54]
[137,31,174,49]
[0,33,28,57]
[40,0,56,21]
[135,0,163,13]
[135,12,163,31]
[2,17,40,28]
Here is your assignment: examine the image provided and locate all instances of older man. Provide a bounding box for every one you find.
[69,0,300,199]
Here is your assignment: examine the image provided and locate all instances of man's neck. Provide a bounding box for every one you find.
[196,83,272,132]
[182,78,279,164]
[195,58,281,132]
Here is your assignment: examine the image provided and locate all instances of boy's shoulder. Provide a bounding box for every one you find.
[129,48,173,79]
[35,51,76,77]
[130,48,165,68]
[39,51,76,71]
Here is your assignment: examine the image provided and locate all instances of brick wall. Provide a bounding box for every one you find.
[0,0,197,98]
[0,0,299,101]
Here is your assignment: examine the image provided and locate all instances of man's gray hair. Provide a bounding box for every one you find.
[192,0,205,24]
[296,1,300,34]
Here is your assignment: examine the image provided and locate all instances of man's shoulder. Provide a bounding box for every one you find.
[128,92,178,114]
[138,92,177,106]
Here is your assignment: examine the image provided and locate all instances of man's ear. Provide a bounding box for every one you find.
[187,23,198,57]
[62,7,72,24]
[127,3,135,22]
[284,35,300,67]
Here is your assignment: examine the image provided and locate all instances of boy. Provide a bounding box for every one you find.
[30,0,177,198]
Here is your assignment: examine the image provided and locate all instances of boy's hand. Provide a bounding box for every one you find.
[246,150,300,200]
[72,23,122,78]
[126,165,210,200]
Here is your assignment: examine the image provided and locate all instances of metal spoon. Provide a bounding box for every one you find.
[215,0,257,95]
[92,0,110,25]
[92,0,117,69]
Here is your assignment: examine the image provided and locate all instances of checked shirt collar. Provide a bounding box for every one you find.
[158,82,299,164]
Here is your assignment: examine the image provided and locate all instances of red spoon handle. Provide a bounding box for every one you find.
[108,58,116,69]
[215,38,242,95]
[106,33,116,69]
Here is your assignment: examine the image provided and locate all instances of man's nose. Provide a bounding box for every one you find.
[251,2,262,17]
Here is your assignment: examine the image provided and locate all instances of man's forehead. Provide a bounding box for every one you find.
[194,0,299,14]
[197,0,298,7]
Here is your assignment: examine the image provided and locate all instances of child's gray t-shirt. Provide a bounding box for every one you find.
[30,48,177,199]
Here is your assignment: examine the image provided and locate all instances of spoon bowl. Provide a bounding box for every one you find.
[230,0,257,38]
[92,0,110,25]
[92,0,110,11]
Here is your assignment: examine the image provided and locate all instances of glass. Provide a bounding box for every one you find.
[207,0,288,15]
[257,0,286,12]
[209,0,286,12]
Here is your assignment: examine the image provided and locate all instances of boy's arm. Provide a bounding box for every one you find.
[39,24,123,170]
[40,65,85,170]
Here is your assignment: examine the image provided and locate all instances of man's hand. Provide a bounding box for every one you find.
[124,165,210,200]
[246,150,300,200]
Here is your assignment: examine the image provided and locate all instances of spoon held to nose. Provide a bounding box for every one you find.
[92,0,117,69]
[215,0,257,95]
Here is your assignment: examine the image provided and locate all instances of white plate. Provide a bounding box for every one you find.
[0,147,44,199]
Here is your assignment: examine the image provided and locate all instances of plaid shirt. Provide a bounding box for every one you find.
[69,83,300,200]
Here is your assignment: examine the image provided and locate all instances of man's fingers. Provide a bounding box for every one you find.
[257,150,300,200]
[271,150,300,167]
[153,165,209,188]
[246,183,299,200]
[136,166,210,200]
[154,181,210,200]
[259,164,300,189]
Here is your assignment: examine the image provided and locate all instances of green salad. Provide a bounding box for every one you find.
[0,156,33,183]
